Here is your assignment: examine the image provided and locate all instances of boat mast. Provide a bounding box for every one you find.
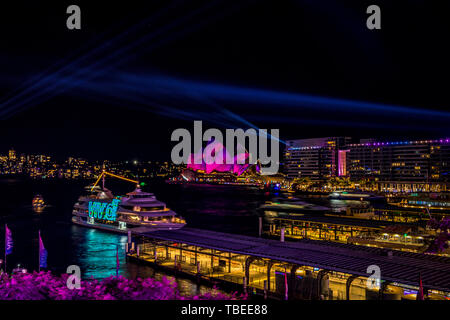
[102,162,106,190]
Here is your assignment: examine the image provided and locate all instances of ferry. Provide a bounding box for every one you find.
[328,190,385,201]
[259,197,330,213]
[32,194,46,212]
[72,172,186,234]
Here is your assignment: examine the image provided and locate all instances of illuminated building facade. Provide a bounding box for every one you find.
[176,140,261,183]
[346,139,450,192]
[284,137,450,191]
[284,137,351,181]
[8,149,16,160]
[186,140,260,176]
[338,150,349,176]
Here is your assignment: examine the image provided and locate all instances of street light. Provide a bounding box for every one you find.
[426,203,432,219]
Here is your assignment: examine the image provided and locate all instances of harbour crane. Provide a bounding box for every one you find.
[91,171,140,191]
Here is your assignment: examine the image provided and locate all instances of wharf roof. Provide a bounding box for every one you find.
[139,227,450,292]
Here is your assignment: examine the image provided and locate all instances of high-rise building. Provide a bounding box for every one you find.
[284,137,351,181]
[345,138,450,192]
[8,149,16,160]
[284,136,450,191]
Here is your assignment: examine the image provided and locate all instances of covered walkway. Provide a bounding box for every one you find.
[128,227,450,300]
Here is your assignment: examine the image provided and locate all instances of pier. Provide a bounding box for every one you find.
[127,227,450,300]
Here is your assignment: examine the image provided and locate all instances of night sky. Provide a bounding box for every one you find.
[0,1,449,160]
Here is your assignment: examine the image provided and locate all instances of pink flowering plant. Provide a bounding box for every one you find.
[0,271,246,300]
[426,217,450,254]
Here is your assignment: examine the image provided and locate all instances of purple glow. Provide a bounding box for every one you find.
[187,140,259,176]
[338,150,348,176]
[352,138,450,147]
[0,272,244,300]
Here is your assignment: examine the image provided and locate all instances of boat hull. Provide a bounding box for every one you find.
[328,192,385,201]
[72,217,185,234]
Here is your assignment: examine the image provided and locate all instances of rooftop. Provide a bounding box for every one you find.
[139,227,450,292]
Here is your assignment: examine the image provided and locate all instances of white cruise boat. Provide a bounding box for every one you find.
[72,172,186,234]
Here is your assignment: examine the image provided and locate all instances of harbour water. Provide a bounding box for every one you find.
[0,178,371,296]
[0,178,273,296]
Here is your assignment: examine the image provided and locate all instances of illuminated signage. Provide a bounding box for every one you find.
[88,199,120,222]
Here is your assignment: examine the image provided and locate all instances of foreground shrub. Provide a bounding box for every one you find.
[0,271,245,300]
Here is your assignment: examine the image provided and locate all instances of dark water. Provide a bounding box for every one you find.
[0,178,367,295]
[0,178,271,295]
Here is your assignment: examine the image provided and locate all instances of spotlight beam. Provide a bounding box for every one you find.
[0,3,165,107]
[119,73,450,119]
[0,0,247,119]
[0,0,188,114]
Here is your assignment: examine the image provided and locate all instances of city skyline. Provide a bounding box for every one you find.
[0,147,181,179]
[4,132,450,161]
[4,133,450,189]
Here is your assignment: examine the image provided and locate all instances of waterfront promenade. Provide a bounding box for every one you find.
[128,227,450,300]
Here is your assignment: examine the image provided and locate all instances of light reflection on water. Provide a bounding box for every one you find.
[70,226,215,296]
[73,226,127,279]
[125,262,214,297]
[3,180,375,298]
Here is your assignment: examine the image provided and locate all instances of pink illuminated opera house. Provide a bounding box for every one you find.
[181,140,260,181]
